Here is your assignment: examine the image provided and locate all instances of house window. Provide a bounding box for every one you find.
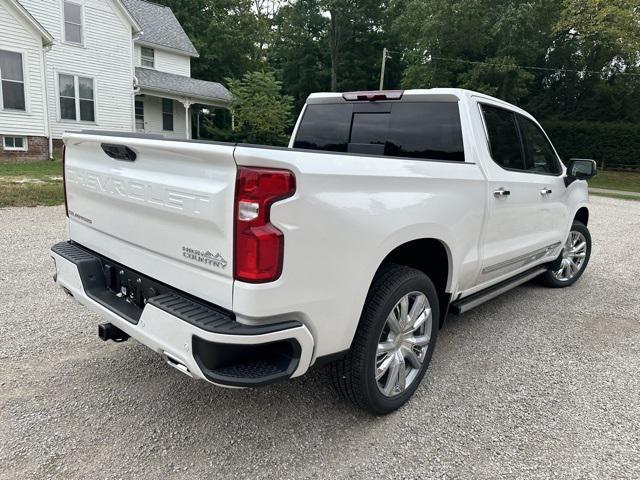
[3,136,28,151]
[59,74,95,122]
[0,50,26,111]
[141,47,155,68]
[64,1,83,44]
[162,98,173,131]
[135,100,144,130]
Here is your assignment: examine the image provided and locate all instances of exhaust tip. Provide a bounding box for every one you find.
[162,352,193,378]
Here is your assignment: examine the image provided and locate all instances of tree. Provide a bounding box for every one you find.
[269,0,396,110]
[270,0,331,110]
[396,0,560,102]
[155,0,265,80]
[226,71,294,145]
[157,0,640,129]
[458,57,534,102]
[538,0,640,121]
[321,0,391,92]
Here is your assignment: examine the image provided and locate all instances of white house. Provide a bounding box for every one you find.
[0,0,231,161]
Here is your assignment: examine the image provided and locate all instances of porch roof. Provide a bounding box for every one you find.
[135,67,232,106]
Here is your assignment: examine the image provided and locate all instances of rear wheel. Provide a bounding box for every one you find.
[540,221,591,288]
[330,265,439,414]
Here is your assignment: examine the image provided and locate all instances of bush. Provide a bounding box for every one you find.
[225,71,294,146]
[542,120,640,169]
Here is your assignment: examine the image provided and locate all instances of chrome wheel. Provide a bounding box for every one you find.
[552,230,587,282]
[375,291,432,397]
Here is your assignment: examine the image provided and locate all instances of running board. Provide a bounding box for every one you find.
[450,266,547,314]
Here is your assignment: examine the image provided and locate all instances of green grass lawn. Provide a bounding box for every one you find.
[590,191,640,201]
[0,159,64,207]
[589,170,640,193]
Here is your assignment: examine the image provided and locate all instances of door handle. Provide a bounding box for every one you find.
[493,188,511,198]
[540,188,553,196]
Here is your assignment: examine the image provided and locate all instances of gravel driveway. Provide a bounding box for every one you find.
[1,196,639,479]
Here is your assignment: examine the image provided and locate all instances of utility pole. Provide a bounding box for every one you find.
[379,47,388,90]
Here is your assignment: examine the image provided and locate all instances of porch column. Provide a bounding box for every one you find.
[182,99,192,139]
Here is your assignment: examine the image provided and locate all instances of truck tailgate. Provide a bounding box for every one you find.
[63,133,237,309]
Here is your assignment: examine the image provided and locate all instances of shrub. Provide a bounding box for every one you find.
[225,71,294,146]
[543,120,640,169]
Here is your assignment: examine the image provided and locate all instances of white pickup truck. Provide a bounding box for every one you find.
[51,88,596,414]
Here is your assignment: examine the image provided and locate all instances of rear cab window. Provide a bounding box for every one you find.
[293,101,465,162]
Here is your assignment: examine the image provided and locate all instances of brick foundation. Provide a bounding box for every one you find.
[52,139,64,158]
[0,135,50,162]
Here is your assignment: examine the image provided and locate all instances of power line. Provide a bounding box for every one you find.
[385,50,640,78]
[429,56,640,78]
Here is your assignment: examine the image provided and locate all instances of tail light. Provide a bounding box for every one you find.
[234,167,296,283]
[62,145,69,217]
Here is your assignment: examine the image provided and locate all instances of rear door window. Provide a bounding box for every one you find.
[481,105,525,170]
[293,102,465,161]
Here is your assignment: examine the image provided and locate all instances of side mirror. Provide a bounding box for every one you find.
[565,158,597,186]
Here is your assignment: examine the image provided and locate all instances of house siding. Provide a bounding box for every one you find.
[20,0,135,139]
[135,44,191,77]
[154,49,191,77]
[138,94,187,139]
[0,1,47,138]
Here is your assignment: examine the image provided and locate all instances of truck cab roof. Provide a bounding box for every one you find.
[304,88,535,124]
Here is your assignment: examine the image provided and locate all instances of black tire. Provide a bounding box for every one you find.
[539,220,592,288]
[330,264,439,414]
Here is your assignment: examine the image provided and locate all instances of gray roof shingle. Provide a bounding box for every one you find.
[122,0,199,57]
[136,67,232,104]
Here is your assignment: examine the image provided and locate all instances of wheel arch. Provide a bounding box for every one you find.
[371,237,453,327]
[574,206,589,226]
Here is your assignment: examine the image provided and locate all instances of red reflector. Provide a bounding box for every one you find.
[62,145,69,217]
[342,90,404,101]
[234,167,296,283]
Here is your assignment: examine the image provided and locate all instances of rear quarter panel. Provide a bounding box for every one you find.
[233,146,486,358]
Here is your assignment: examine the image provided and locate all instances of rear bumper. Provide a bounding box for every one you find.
[51,241,314,387]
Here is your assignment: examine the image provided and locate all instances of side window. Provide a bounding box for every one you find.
[162,98,174,131]
[63,1,83,45]
[141,47,155,68]
[0,50,26,111]
[517,115,561,174]
[59,74,77,120]
[481,105,524,170]
[135,100,144,130]
[58,74,95,122]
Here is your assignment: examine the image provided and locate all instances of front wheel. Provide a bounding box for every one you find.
[330,265,439,414]
[540,221,592,288]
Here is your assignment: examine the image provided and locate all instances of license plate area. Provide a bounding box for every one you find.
[89,261,171,324]
[52,241,235,328]
[53,242,181,325]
